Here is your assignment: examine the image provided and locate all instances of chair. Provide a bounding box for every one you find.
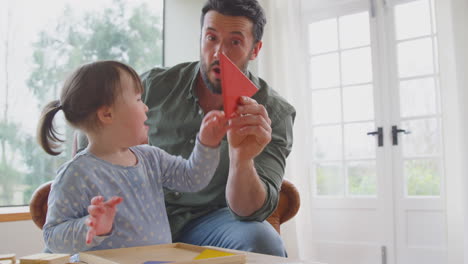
[30,179,300,234]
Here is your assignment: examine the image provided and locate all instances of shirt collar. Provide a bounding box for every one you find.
[186,62,201,100]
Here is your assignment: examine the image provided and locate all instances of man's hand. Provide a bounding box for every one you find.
[224,96,270,216]
[228,96,272,161]
[199,110,229,148]
[85,196,123,244]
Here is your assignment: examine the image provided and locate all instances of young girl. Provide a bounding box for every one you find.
[37,61,228,254]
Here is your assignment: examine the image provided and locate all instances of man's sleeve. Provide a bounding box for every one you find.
[230,113,295,221]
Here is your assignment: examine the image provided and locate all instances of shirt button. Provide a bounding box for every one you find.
[173,192,181,199]
[198,109,203,115]
[189,139,195,144]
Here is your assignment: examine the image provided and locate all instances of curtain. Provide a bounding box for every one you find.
[435,0,468,263]
[257,0,316,260]
[445,0,468,263]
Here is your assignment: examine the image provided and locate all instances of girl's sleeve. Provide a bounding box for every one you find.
[43,164,109,254]
[155,135,220,192]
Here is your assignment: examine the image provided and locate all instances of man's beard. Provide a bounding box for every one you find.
[200,54,251,95]
[200,60,222,94]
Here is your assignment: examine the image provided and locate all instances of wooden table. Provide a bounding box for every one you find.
[11,244,325,264]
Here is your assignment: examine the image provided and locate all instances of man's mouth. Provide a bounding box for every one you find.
[212,66,221,78]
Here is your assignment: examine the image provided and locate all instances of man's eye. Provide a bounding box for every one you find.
[207,35,216,41]
[232,39,241,45]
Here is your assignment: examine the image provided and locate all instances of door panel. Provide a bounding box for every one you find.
[305,0,446,263]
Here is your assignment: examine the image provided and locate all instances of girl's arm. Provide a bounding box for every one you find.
[158,110,227,192]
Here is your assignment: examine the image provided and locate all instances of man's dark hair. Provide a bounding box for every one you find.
[201,0,267,43]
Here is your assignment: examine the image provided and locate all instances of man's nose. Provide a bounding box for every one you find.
[214,44,227,58]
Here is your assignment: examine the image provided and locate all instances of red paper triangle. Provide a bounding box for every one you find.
[220,53,258,118]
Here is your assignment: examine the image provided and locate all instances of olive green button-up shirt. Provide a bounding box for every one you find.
[140,61,295,239]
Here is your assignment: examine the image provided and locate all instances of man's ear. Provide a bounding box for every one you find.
[249,41,263,60]
[96,105,113,125]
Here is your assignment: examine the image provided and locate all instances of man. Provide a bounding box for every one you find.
[80,0,295,257]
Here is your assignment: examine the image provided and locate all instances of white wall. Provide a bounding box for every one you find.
[164,0,205,66]
[0,220,44,257]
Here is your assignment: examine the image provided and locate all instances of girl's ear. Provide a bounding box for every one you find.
[96,105,113,125]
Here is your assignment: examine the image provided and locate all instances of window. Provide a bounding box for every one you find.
[308,0,442,198]
[0,0,164,207]
[308,11,377,197]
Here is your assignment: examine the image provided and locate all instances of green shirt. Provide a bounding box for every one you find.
[140,61,295,239]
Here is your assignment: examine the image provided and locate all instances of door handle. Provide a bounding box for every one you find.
[392,125,411,145]
[367,127,383,147]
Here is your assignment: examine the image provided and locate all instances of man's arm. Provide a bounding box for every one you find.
[226,96,294,218]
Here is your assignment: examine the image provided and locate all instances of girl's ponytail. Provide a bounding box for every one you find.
[37,100,64,156]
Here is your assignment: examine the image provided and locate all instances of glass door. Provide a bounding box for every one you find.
[304,0,446,263]
[391,0,446,263]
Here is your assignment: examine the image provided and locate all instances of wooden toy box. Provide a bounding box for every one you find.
[78,243,246,264]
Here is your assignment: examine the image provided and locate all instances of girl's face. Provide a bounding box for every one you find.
[112,71,149,147]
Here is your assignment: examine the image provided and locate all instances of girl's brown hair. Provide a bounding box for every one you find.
[37,60,143,155]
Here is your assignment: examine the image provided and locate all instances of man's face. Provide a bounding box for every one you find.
[200,10,262,94]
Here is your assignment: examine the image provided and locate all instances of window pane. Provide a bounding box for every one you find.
[339,12,370,49]
[405,159,440,196]
[430,0,437,34]
[347,161,377,196]
[313,125,342,161]
[401,118,440,157]
[343,84,374,122]
[0,0,164,207]
[344,122,376,159]
[310,53,340,89]
[400,78,437,117]
[341,47,373,85]
[397,38,434,78]
[315,162,344,196]
[311,89,342,125]
[434,38,439,73]
[308,18,338,55]
[395,0,431,40]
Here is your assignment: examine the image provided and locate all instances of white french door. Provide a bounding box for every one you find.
[304,0,446,263]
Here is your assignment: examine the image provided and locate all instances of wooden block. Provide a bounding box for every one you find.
[193,249,235,260]
[19,253,69,264]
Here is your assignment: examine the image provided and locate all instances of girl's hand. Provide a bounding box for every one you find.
[85,196,123,244]
[199,110,229,148]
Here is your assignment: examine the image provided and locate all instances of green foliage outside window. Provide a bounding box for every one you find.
[406,159,440,196]
[0,0,163,206]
